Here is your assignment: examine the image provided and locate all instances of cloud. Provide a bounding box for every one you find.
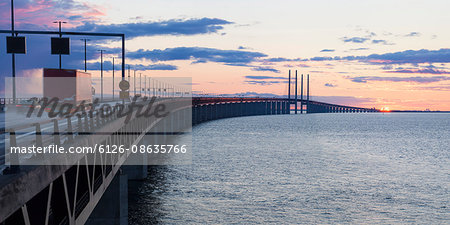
[127,47,267,65]
[87,61,177,71]
[309,57,334,61]
[306,48,450,65]
[341,37,370,43]
[0,0,104,29]
[364,48,450,65]
[244,75,288,85]
[251,66,280,73]
[264,57,303,62]
[320,49,335,52]
[244,76,287,80]
[324,83,337,87]
[415,85,450,91]
[191,59,208,64]
[405,32,421,37]
[73,18,232,39]
[1,2,232,39]
[350,48,370,51]
[371,39,392,45]
[348,76,450,83]
[245,80,287,85]
[385,68,450,74]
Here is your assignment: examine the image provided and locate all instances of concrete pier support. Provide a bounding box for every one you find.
[234,102,240,117]
[86,173,128,225]
[276,101,281,114]
[122,155,147,181]
[271,102,276,114]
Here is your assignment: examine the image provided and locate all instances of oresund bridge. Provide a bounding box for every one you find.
[0,13,378,223]
[0,94,378,225]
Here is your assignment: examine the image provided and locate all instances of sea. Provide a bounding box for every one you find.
[129,113,449,224]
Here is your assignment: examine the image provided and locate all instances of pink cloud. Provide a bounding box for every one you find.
[0,0,105,29]
[385,68,450,75]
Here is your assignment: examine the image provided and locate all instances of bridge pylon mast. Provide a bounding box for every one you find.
[295,70,298,114]
[307,74,310,113]
[288,70,291,105]
[301,74,303,114]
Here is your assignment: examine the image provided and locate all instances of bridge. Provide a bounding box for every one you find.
[192,97,377,124]
[0,93,378,225]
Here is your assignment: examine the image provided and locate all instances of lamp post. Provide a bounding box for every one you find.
[295,70,298,114]
[112,57,115,100]
[133,70,136,96]
[153,79,156,96]
[145,75,148,97]
[307,74,310,113]
[53,21,67,69]
[301,74,304,114]
[98,49,106,101]
[10,0,16,103]
[288,70,291,105]
[80,39,90,72]
[128,65,130,81]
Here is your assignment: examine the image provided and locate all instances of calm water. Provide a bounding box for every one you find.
[129,113,450,224]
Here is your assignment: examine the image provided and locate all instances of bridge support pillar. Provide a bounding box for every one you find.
[122,163,147,180]
[86,173,128,225]
[271,102,276,114]
[265,101,269,115]
[201,105,206,122]
[224,103,230,118]
[276,102,281,114]
[192,106,197,125]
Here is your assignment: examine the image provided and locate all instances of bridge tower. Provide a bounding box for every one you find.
[295,70,298,114]
[288,70,291,110]
[300,74,304,114]
[306,74,310,113]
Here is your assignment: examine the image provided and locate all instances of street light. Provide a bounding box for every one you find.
[98,49,106,101]
[80,39,90,72]
[153,79,156,96]
[53,21,67,69]
[134,70,136,96]
[128,65,130,81]
[144,75,147,97]
[112,57,115,100]
[10,0,16,104]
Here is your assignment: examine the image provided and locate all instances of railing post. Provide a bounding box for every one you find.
[35,123,43,147]
[6,129,20,173]
[67,117,74,143]
[96,110,101,127]
[84,113,90,132]
[77,115,83,134]
[53,119,61,146]
[89,112,95,130]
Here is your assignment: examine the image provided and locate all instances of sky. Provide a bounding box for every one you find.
[0,0,449,110]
